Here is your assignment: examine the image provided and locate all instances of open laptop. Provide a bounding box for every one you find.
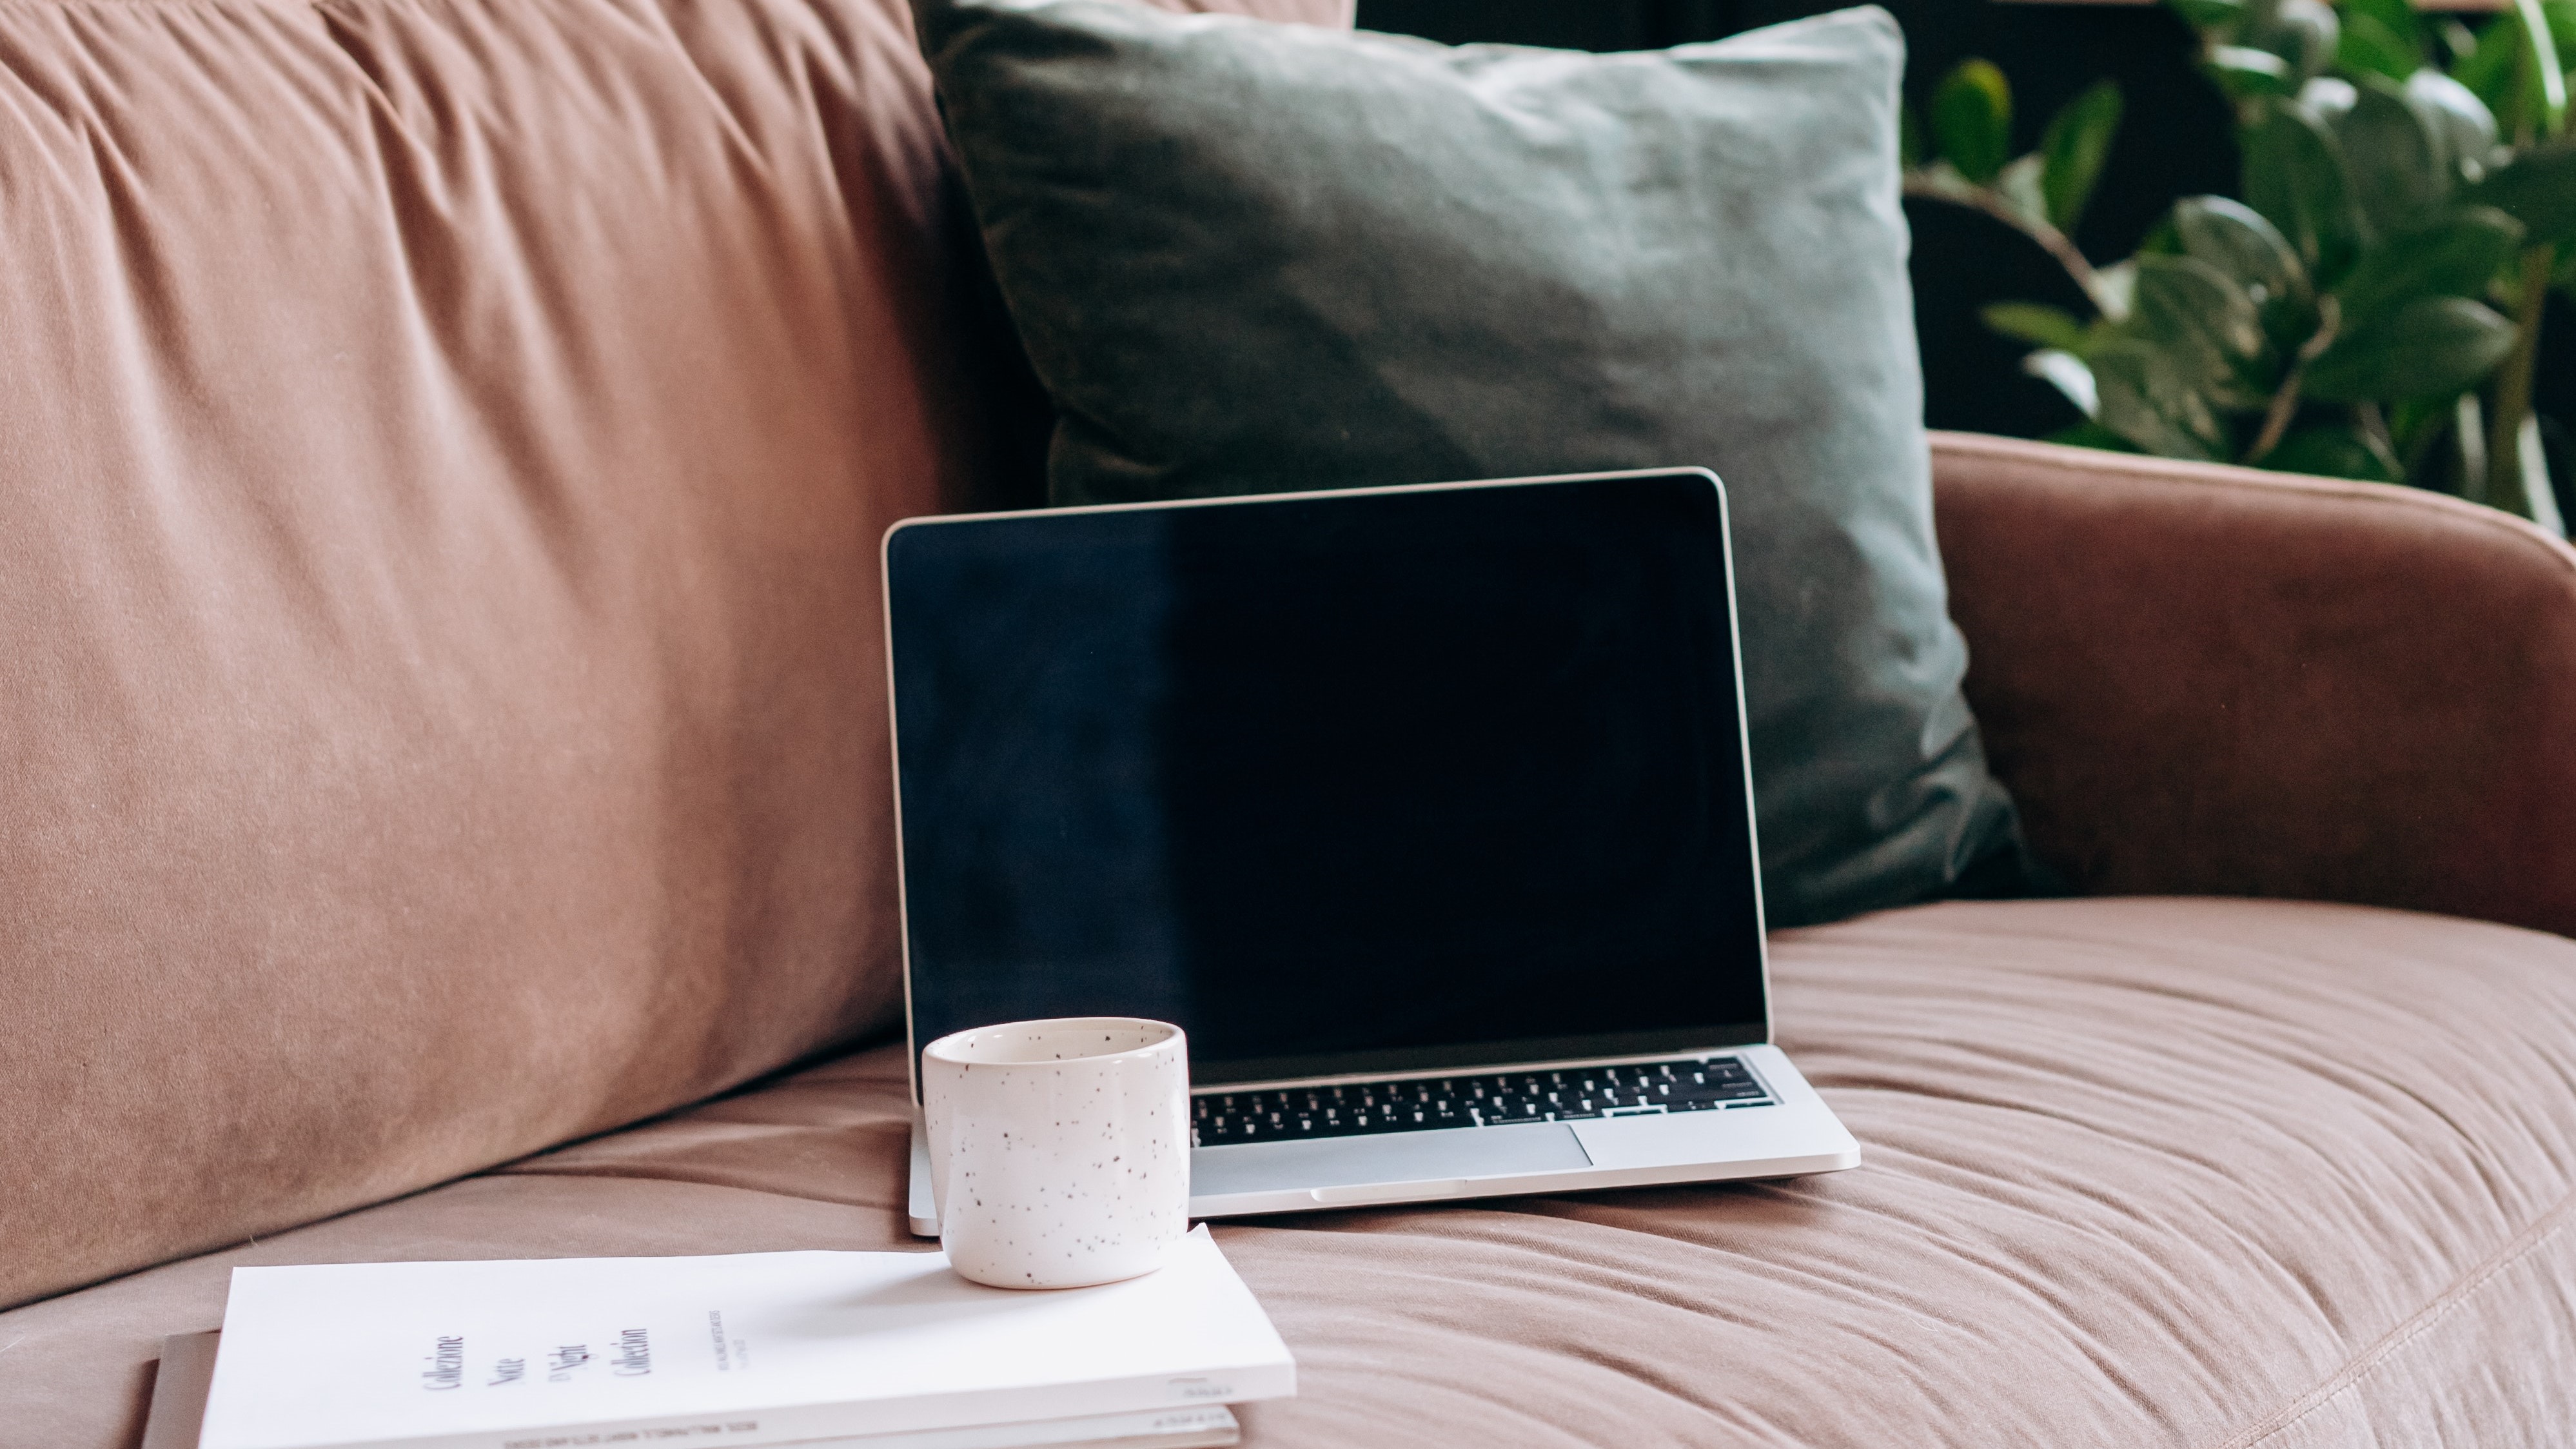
[883,468,1858,1236]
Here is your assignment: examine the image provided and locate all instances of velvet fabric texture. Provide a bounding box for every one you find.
[8,898,2573,1447]
[0,0,1328,1314]
[916,1,2029,929]
[1933,433,2576,936]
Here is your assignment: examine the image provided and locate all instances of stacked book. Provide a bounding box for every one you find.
[146,1227,1292,1449]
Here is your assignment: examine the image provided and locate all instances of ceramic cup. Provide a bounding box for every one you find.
[921,1016,1190,1290]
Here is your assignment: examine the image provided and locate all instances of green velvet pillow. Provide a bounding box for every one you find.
[919,0,2032,926]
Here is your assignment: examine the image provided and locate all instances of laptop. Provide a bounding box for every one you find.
[883,468,1859,1236]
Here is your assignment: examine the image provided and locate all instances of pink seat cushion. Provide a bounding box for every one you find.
[7,898,2571,1446]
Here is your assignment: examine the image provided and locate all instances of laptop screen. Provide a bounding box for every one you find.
[885,471,1768,1089]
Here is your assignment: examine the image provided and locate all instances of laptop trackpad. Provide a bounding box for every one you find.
[1190,1122,1590,1197]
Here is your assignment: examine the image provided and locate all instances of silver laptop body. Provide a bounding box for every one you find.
[883,469,1860,1237]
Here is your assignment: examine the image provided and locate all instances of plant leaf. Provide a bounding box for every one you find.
[2039,80,2124,233]
[2299,75,2358,125]
[2548,0,2576,54]
[2263,424,2404,481]
[2045,419,2142,452]
[2510,0,2568,139]
[2454,10,2528,132]
[2243,102,2365,282]
[2337,14,2420,83]
[2330,205,2526,326]
[2463,140,2576,242]
[1934,59,2014,185]
[2168,0,2247,35]
[1995,153,2051,231]
[2172,195,2306,302]
[2093,258,2139,322]
[2336,75,2453,235]
[2210,44,2298,100]
[1985,302,2093,351]
[2040,417,2143,451]
[2305,295,2518,401]
[2021,348,2101,417]
[2388,393,2457,464]
[2091,340,2228,460]
[2406,70,2501,174]
[2463,0,2570,144]
[2259,290,2326,355]
[2437,17,2479,68]
[2127,253,2271,408]
[2263,0,2343,83]
[2340,0,2423,55]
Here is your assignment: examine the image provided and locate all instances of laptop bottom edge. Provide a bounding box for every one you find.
[1186,1141,1863,1218]
[908,1133,1860,1237]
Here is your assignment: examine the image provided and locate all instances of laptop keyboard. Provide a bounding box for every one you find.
[1190,1056,1774,1147]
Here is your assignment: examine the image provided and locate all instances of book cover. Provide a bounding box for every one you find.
[155,1333,1244,1449]
[197,1227,1288,1449]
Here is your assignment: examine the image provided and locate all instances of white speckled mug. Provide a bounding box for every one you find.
[922,1017,1190,1290]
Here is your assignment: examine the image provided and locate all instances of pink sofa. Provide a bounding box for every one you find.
[4,1,2571,1443]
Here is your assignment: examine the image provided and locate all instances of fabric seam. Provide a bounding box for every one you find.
[2210,1181,2576,1449]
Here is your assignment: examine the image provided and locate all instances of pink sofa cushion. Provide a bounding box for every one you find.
[5,898,2570,1444]
[0,0,1339,1312]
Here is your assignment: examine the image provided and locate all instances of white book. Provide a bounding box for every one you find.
[196,1227,1289,1449]
[152,1334,1243,1449]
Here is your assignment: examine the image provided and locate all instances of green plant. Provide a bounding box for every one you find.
[1905,0,2576,528]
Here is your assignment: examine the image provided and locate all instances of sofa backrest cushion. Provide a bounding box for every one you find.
[0,0,1334,1310]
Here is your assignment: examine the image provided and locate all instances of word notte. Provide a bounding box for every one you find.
[422,1330,651,1390]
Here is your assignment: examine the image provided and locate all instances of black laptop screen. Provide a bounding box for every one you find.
[885,473,1768,1088]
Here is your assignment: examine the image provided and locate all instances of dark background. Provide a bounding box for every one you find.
[1357,0,2574,461]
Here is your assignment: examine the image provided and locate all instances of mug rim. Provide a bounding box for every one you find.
[923,1016,1184,1069]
